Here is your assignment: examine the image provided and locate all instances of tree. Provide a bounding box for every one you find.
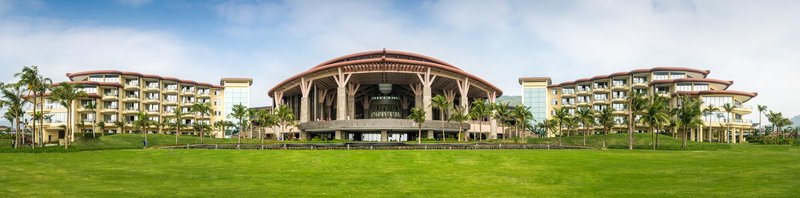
[213,120,226,138]
[626,90,647,150]
[552,107,570,146]
[757,105,768,137]
[408,107,426,144]
[190,102,212,144]
[448,105,470,142]
[722,103,735,143]
[15,66,52,147]
[274,105,295,141]
[536,119,557,139]
[492,102,511,141]
[430,95,452,141]
[564,116,579,142]
[1,83,27,148]
[469,99,490,142]
[702,105,720,142]
[133,110,151,146]
[639,95,670,150]
[97,121,106,136]
[511,105,532,139]
[576,108,595,146]
[83,101,97,137]
[173,107,186,145]
[229,104,249,143]
[676,95,704,149]
[49,82,87,149]
[767,111,790,139]
[114,120,126,134]
[595,108,615,148]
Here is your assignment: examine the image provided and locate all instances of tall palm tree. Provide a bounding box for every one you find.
[114,120,125,134]
[639,95,670,150]
[448,105,470,142]
[274,105,295,141]
[15,66,49,146]
[430,95,451,141]
[702,105,720,142]
[173,107,186,145]
[536,119,557,139]
[576,108,595,146]
[552,107,570,146]
[722,103,735,143]
[492,102,511,141]
[626,90,647,150]
[766,111,789,139]
[229,104,249,143]
[564,116,579,142]
[49,82,86,149]
[676,95,704,149]
[190,102,212,143]
[83,101,97,137]
[408,107,426,144]
[511,105,532,139]
[133,110,150,146]
[757,105,768,137]
[469,99,489,142]
[595,108,615,148]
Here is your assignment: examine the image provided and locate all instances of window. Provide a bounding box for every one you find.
[593,94,608,101]
[105,75,119,83]
[653,72,669,80]
[166,95,178,102]
[633,77,648,84]
[551,99,558,105]
[670,72,685,79]
[46,112,67,123]
[613,103,626,111]
[656,87,671,94]
[612,91,627,99]
[593,105,607,111]
[165,84,177,90]
[147,81,159,88]
[104,88,118,96]
[562,88,575,94]
[594,82,608,89]
[80,86,97,94]
[104,101,118,109]
[677,83,693,92]
[89,75,103,82]
[612,79,626,87]
[551,89,558,95]
[126,79,139,86]
[695,84,709,91]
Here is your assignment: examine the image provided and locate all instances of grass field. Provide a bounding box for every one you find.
[1,145,799,197]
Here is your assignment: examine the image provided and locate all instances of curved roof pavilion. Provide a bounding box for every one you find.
[268,49,504,141]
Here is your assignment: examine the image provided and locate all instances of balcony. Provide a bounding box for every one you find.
[576,89,592,95]
[733,105,753,114]
[593,98,609,104]
[632,80,648,87]
[124,83,140,90]
[197,93,211,98]
[164,88,178,94]
[163,100,178,105]
[144,97,160,103]
[181,101,195,106]
[593,86,609,93]
[123,108,140,114]
[181,91,195,96]
[102,93,118,100]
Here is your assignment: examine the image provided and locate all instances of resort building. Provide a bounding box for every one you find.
[28,70,249,144]
[268,49,504,141]
[520,67,757,143]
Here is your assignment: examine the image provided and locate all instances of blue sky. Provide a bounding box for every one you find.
[1,0,799,125]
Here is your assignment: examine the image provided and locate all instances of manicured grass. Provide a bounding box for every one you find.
[528,133,733,150]
[1,146,798,197]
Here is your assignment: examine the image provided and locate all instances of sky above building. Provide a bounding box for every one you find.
[1,0,799,125]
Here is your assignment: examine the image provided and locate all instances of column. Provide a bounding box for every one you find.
[333,68,351,121]
[417,68,436,121]
[335,130,342,140]
[457,78,471,111]
[299,78,313,123]
[362,97,371,119]
[690,129,696,141]
[427,130,434,139]
[487,91,498,140]
[381,130,388,142]
[317,89,327,121]
[732,128,738,144]
[739,128,745,143]
[409,84,422,109]
[347,83,360,120]
[699,127,704,142]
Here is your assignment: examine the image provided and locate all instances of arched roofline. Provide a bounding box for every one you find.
[66,70,224,88]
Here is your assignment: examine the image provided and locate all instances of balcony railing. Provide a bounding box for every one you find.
[735,105,752,110]
[734,119,752,124]
[105,105,118,109]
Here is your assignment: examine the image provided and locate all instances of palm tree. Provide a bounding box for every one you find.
[492,102,511,141]
[408,107,426,144]
[97,121,106,136]
[448,105,470,142]
[133,110,150,146]
[536,119,557,139]
[766,111,789,139]
[229,104,249,143]
[430,95,451,141]
[469,99,490,142]
[564,116,579,142]
[190,102,212,143]
[173,107,186,145]
[213,120,226,138]
[114,120,126,134]
[676,95,704,149]
[702,105,720,142]
[511,105,532,139]
[1,83,27,148]
[595,108,615,148]
[626,90,647,150]
[639,95,670,150]
[722,103,735,143]
[757,105,767,137]
[83,101,97,137]
[274,105,295,141]
[15,66,51,146]
[576,108,595,146]
[552,107,570,146]
[49,82,87,149]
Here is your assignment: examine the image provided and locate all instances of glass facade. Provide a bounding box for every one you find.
[523,87,547,123]
[224,87,250,122]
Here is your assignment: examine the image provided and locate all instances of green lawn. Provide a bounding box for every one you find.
[1,146,798,197]
[527,133,733,150]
